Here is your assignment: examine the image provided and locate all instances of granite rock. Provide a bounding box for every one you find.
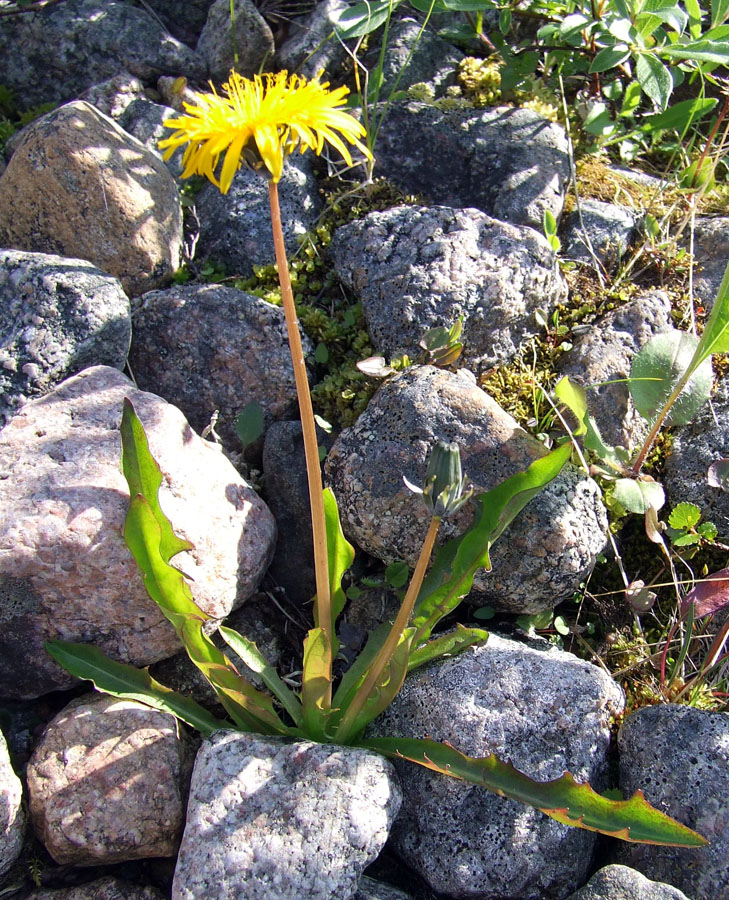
[0,728,24,878]
[566,864,692,900]
[27,695,194,865]
[0,101,183,298]
[0,249,131,428]
[276,0,350,79]
[683,216,729,308]
[563,199,637,270]
[26,877,165,900]
[372,102,569,229]
[325,365,607,613]
[196,0,274,82]
[616,704,729,900]
[331,205,566,374]
[172,732,402,900]
[370,634,625,900]
[0,365,276,699]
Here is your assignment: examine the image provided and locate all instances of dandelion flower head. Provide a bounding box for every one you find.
[159,70,371,192]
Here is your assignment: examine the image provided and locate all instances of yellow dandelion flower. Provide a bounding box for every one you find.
[159,70,371,192]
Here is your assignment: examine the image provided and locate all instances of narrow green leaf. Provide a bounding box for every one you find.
[635,53,672,109]
[639,97,718,134]
[712,0,729,26]
[219,626,303,728]
[332,621,392,710]
[685,0,702,35]
[120,399,191,562]
[690,258,729,363]
[315,488,355,658]
[659,38,729,64]
[630,330,713,425]
[302,628,331,741]
[407,624,489,671]
[45,641,229,736]
[358,737,708,846]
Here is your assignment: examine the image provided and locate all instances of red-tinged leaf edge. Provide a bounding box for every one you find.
[358,737,708,847]
[681,567,729,618]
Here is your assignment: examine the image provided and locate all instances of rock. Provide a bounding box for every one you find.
[27,694,194,866]
[0,728,24,878]
[118,99,184,177]
[262,421,316,605]
[138,0,213,47]
[370,633,625,899]
[325,365,607,613]
[372,17,464,97]
[563,199,637,270]
[354,877,416,900]
[195,155,322,276]
[196,0,274,82]
[372,102,570,229]
[78,74,147,120]
[331,205,566,374]
[687,216,729,308]
[0,365,276,699]
[129,284,309,447]
[0,250,131,428]
[566,864,692,899]
[0,0,202,110]
[26,877,165,900]
[172,732,402,900]
[556,292,673,450]
[276,0,350,79]
[662,377,729,522]
[616,704,729,900]
[0,101,183,299]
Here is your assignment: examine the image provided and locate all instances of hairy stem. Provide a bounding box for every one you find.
[269,180,332,707]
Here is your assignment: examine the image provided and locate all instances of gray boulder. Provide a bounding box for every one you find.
[195,155,322,276]
[276,0,350,79]
[616,704,729,900]
[137,0,213,47]
[687,216,729,308]
[372,102,570,228]
[172,732,402,900]
[27,694,195,866]
[355,878,415,900]
[129,284,309,447]
[325,365,607,613]
[78,73,147,121]
[118,99,184,177]
[566,864,692,899]
[0,250,131,428]
[0,101,183,299]
[26,877,165,900]
[563,199,637,270]
[0,365,276,699]
[196,0,274,82]
[662,377,729,522]
[370,633,625,900]
[0,0,202,110]
[331,205,566,374]
[0,728,24,878]
[556,291,673,450]
[371,17,464,97]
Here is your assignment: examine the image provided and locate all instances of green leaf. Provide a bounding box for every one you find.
[385,561,410,589]
[302,628,331,741]
[120,399,192,563]
[630,330,713,425]
[689,259,729,363]
[612,478,665,514]
[639,97,718,134]
[672,532,702,546]
[499,8,511,33]
[590,44,631,73]
[315,488,355,658]
[235,401,265,448]
[636,4,688,36]
[219,626,303,728]
[314,342,329,364]
[357,737,708,846]
[517,610,553,635]
[620,80,644,117]
[668,502,702,529]
[554,615,570,636]
[334,0,397,38]
[45,641,229,737]
[554,377,627,470]
[407,623,489,671]
[635,53,673,109]
[659,38,729,64]
[411,444,572,644]
[712,0,729,26]
[685,0,703,35]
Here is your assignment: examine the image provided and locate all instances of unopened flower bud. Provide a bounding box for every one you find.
[404,441,473,519]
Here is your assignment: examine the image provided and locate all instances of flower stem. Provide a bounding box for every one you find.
[269,180,332,706]
[334,515,441,743]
